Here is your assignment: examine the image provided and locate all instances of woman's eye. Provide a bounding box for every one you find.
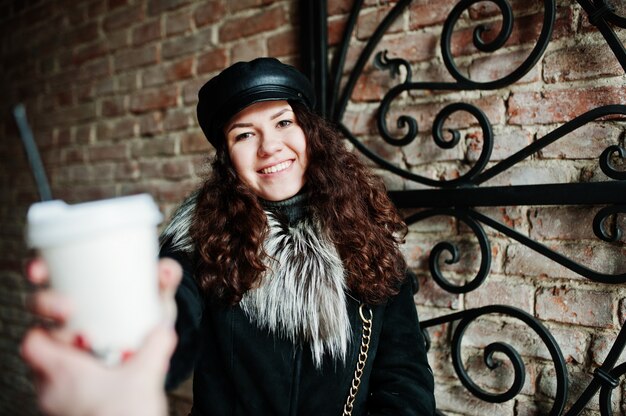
[277,119,292,128]
[235,132,253,141]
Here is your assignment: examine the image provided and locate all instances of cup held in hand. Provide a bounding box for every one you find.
[27,194,163,365]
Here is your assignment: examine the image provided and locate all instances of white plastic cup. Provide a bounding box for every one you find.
[26,193,164,365]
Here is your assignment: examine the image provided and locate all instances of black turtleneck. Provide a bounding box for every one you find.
[260,192,310,226]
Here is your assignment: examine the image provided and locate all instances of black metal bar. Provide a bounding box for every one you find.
[389,181,626,208]
[565,323,626,415]
[328,0,363,120]
[577,0,626,73]
[333,0,411,122]
[299,0,328,116]
[475,105,626,185]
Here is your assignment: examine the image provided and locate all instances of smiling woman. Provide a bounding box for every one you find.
[154,57,436,416]
[225,101,308,202]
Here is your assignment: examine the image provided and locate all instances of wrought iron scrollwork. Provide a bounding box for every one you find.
[421,305,568,415]
[440,0,555,89]
[406,208,491,294]
[599,145,626,180]
[304,0,626,414]
[593,205,626,242]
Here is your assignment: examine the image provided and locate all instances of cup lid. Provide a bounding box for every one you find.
[27,193,163,248]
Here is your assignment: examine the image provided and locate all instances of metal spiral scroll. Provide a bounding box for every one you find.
[593,205,626,242]
[600,145,626,180]
[406,208,491,294]
[440,0,556,89]
[374,51,416,147]
[449,305,568,414]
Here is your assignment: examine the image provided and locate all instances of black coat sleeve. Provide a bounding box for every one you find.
[160,241,204,391]
[367,281,436,415]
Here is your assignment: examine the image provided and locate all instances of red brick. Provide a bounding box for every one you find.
[231,38,266,63]
[73,41,110,66]
[101,97,127,117]
[62,22,100,46]
[465,279,534,311]
[108,0,130,10]
[181,131,210,154]
[103,4,144,32]
[143,57,194,87]
[162,27,212,59]
[139,112,163,137]
[508,86,626,125]
[466,127,533,162]
[219,6,287,42]
[468,48,541,84]
[412,272,460,309]
[352,68,405,102]
[328,0,352,16]
[96,118,136,141]
[227,0,279,13]
[115,45,159,71]
[163,109,190,131]
[182,78,206,105]
[157,179,200,203]
[197,49,228,75]
[88,1,107,18]
[163,158,193,180]
[377,31,438,64]
[88,143,129,162]
[468,0,543,19]
[62,147,87,164]
[537,122,621,160]
[590,332,626,367]
[77,56,112,81]
[435,385,514,415]
[147,0,193,16]
[543,44,625,83]
[268,29,298,57]
[328,15,348,46]
[132,20,162,46]
[536,287,615,328]
[356,5,403,40]
[194,1,226,27]
[130,86,179,113]
[115,160,141,181]
[166,9,192,36]
[530,206,626,243]
[131,137,177,157]
[409,0,458,29]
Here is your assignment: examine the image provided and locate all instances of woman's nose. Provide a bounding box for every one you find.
[258,132,283,156]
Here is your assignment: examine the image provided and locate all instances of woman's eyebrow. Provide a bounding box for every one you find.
[226,122,252,133]
[270,108,293,120]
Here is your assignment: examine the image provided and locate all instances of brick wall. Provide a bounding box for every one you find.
[0,1,300,414]
[0,0,624,415]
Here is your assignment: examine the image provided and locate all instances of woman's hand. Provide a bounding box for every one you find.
[21,258,182,416]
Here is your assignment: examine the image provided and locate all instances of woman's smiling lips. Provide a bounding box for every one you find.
[258,159,294,175]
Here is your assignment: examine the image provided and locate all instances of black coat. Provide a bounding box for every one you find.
[162,243,435,416]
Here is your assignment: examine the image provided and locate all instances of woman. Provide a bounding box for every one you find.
[160,57,435,415]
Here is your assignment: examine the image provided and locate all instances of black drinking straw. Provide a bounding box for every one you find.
[13,104,53,202]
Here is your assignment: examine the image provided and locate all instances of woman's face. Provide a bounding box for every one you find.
[224,100,308,202]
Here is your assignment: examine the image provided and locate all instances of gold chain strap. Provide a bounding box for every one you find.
[343,304,373,416]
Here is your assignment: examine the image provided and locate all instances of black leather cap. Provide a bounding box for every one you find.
[197,57,315,148]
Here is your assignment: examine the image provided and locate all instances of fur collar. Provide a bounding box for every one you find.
[160,194,351,367]
[240,212,351,368]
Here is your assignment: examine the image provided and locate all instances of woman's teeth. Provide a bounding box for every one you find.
[260,160,291,174]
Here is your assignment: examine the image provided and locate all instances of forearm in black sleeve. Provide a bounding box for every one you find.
[367,281,436,416]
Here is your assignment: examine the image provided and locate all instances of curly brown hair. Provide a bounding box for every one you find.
[191,101,408,305]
